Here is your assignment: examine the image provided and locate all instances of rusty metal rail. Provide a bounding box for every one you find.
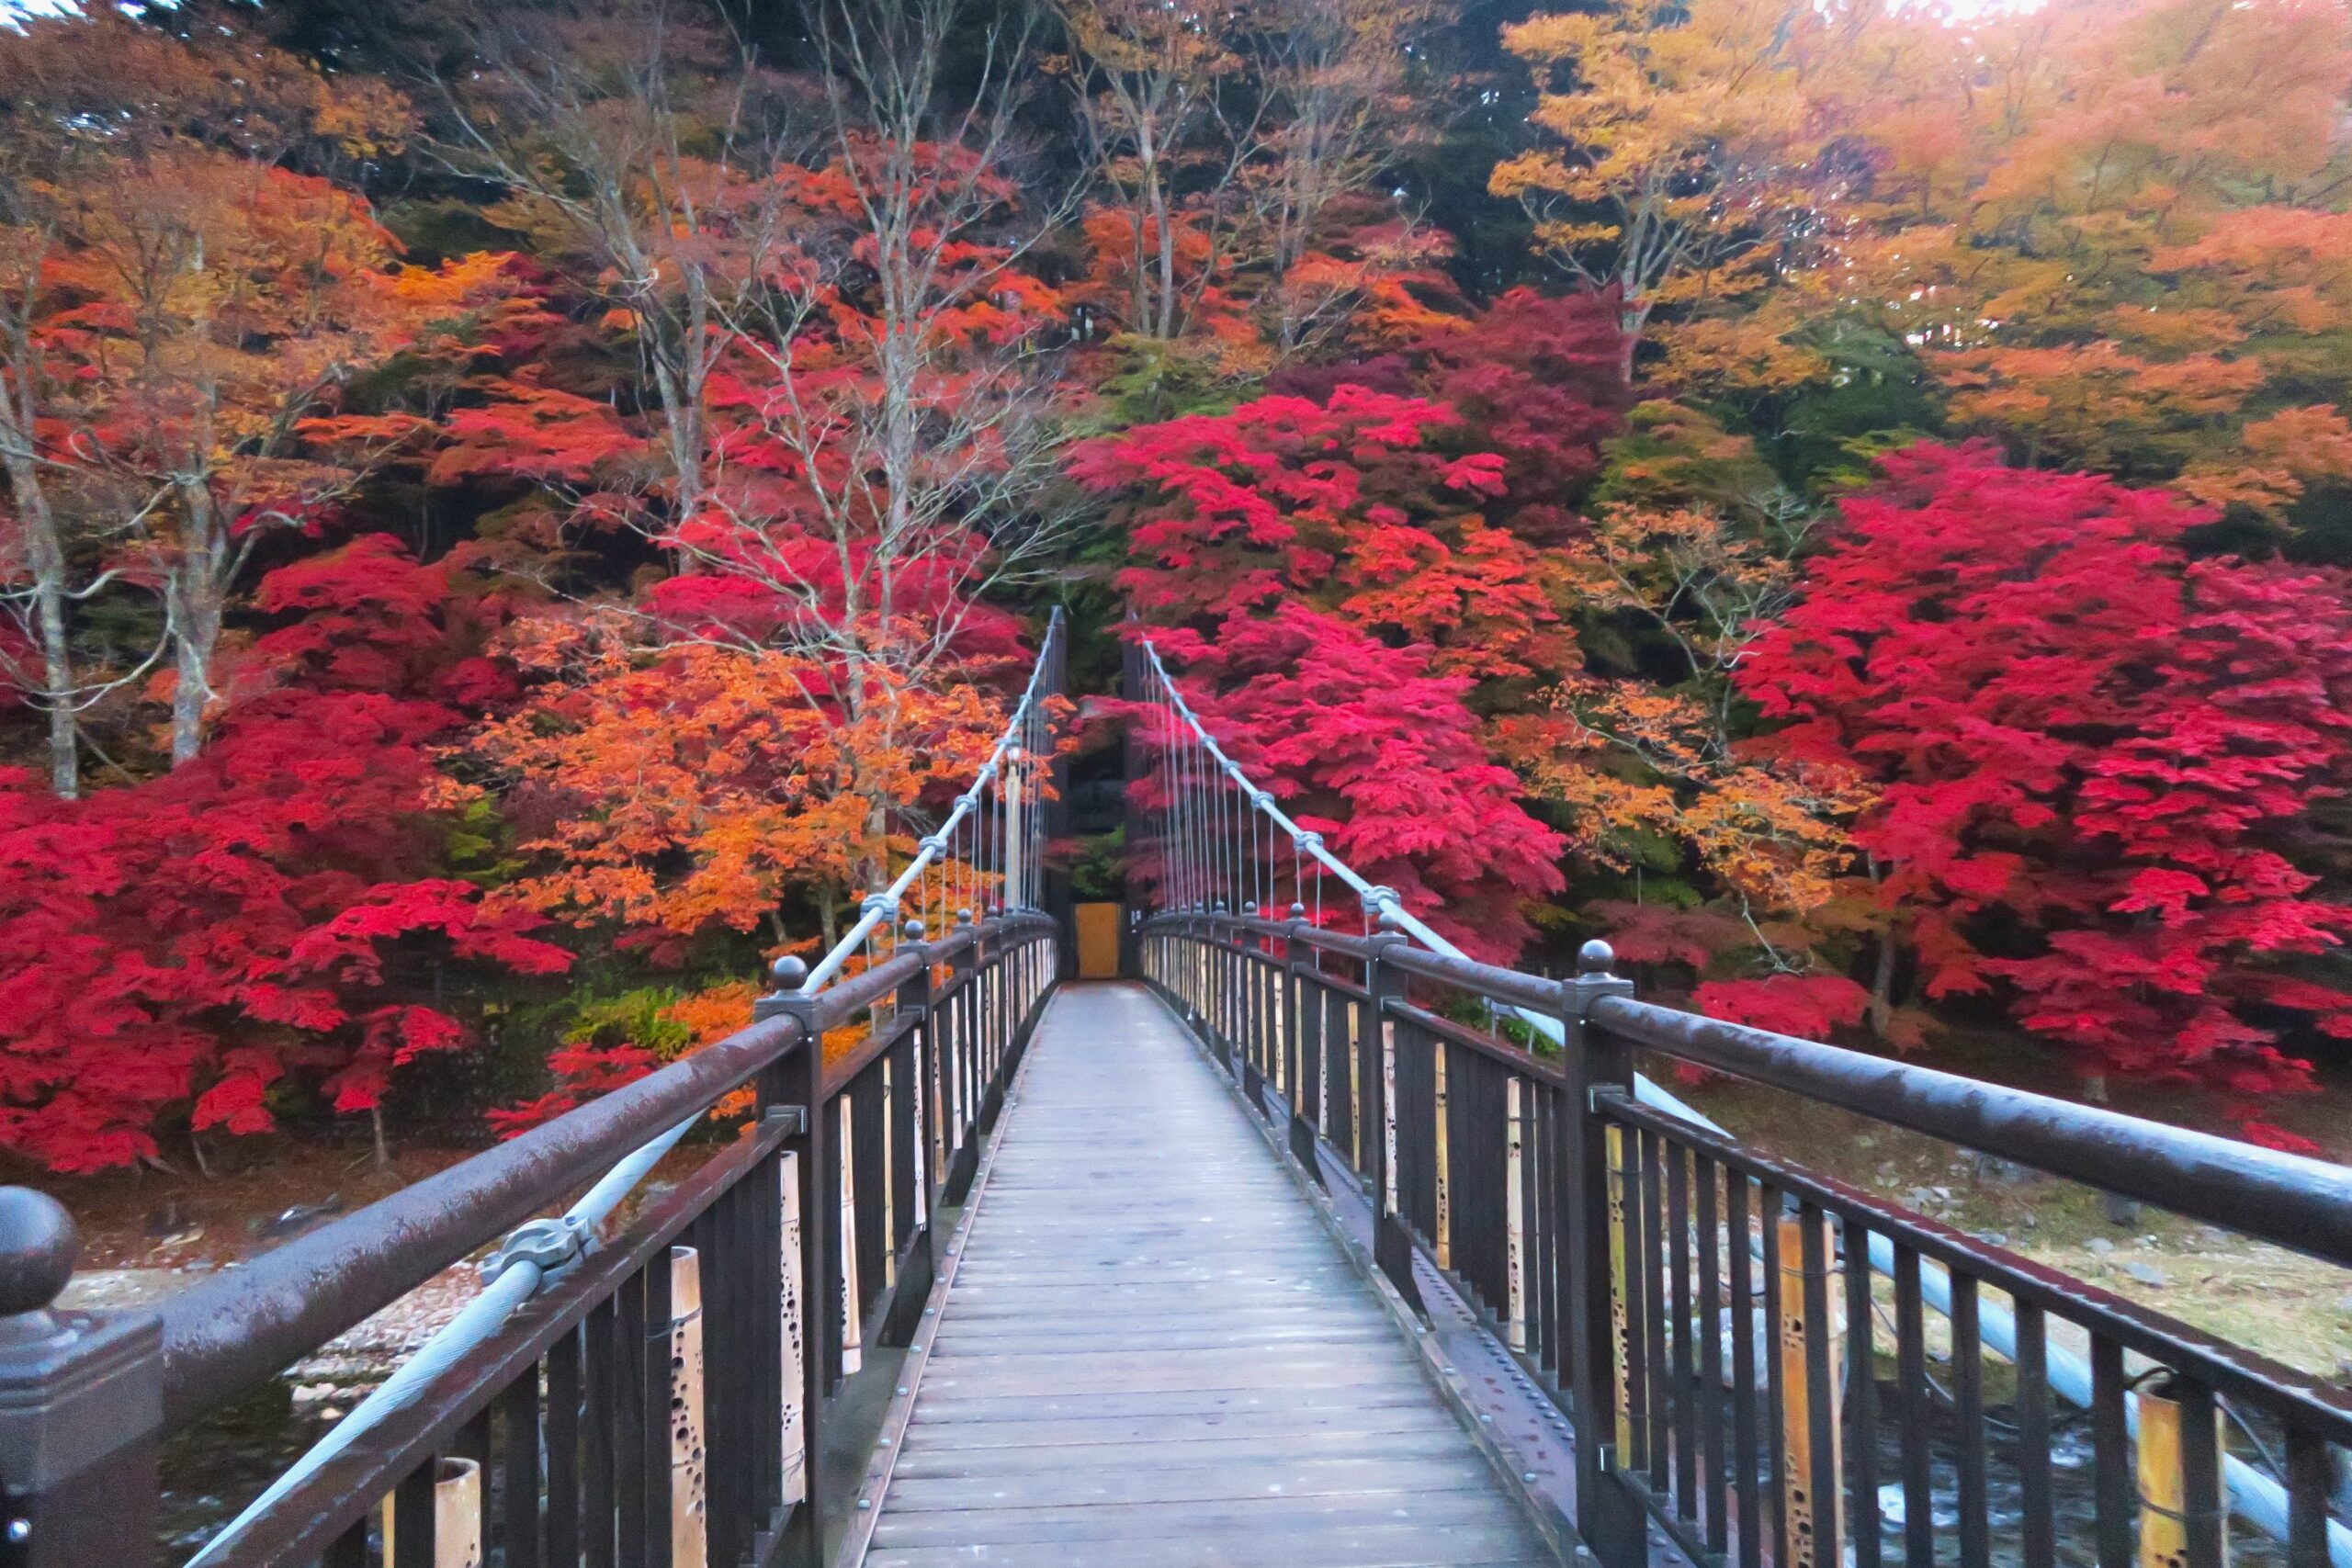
[0,913,1058,1568]
[1144,910,2352,1568]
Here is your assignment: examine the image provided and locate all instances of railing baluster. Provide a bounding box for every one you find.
[502,1363,543,1568]
[1846,1219,1883,1568]
[322,1517,368,1568]
[390,1458,435,1568]
[1668,1142,1696,1521]
[583,1299,617,1568]
[615,1269,649,1564]
[1643,1131,1672,1495]
[2092,1337,2134,1568]
[1950,1272,1987,1568]
[547,1326,582,1568]
[1695,1151,1728,1556]
[1728,1171,1761,1568]
[1760,1184,1790,1568]
[2013,1300,2054,1568]
[1893,1245,1932,1568]
[2284,1425,2332,1568]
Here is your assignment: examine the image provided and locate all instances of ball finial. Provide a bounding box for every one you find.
[0,1189,77,1317]
[903,918,925,942]
[1289,902,1306,919]
[1243,901,1259,916]
[1213,897,1228,913]
[769,954,809,992]
[956,907,973,926]
[1577,939,1617,976]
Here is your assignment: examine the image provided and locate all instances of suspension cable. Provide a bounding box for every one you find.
[192,611,1067,1567]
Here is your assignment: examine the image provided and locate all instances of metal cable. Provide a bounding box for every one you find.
[193,612,1068,1567]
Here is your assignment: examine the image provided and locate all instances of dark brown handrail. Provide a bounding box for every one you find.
[1590,991,2352,1266]
[159,931,935,1421]
[1162,910,2352,1269]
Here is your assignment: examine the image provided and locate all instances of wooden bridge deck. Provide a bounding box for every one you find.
[862,982,1557,1568]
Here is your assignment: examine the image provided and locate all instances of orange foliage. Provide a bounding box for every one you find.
[459,615,1008,964]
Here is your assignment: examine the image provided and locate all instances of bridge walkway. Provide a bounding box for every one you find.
[860,982,1557,1568]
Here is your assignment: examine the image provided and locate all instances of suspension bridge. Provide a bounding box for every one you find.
[1,615,2348,1568]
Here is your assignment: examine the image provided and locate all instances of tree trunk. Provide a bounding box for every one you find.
[1864,857,1896,1042]
[1867,922,1898,1042]
[168,483,224,767]
[2,452,80,796]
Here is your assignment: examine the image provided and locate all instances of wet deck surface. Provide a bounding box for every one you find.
[864,982,1556,1568]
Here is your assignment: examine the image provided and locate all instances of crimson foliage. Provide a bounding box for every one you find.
[1074,380,1582,959]
[0,536,570,1172]
[1739,446,2352,1097]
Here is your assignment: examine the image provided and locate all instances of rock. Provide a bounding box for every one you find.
[2021,1213,2039,1229]
[2086,1238,2116,1257]
[1973,1155,2036,1186]
[1932,1185,1953,1201]
[1979,1233,2008,1247]
[2122,1262,2166,1287]
[2138,1235,2159,1248]
[2334,1292,2352,1316]
[2103,1192,2142,1226]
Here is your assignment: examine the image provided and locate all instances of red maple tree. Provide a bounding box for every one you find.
[1738,445,2352,1116]
[1075,384,1577,959]
[0,536,570,1172]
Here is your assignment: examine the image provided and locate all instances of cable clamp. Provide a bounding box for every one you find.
[1294,831,1323,852]
[1361,886,1399,918]
[481,1215,588,1288]
[861,891,898,919]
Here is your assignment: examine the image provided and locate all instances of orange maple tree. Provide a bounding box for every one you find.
[458,614,1009,966]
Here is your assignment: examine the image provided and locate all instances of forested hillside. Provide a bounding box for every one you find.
[2,0,2347,1176]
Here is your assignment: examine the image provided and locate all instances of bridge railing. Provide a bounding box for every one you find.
[0,911,1058,1568]
[1144,908,2352,1568]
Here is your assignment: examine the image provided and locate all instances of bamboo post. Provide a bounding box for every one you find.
[839,1096,863,1376]
[1381,1016,1400,1217]
[1505,1077,1527,1352]
[671,1246,707,1568]
[1432,1041,1453,1269]
[380,1457,481,1568]
[1606,1125,1635,1461]
[879,1061,896,1290]
[2137,1378,2223,1568]
[1778,1211,1844,1568]
[781,1151,807,1506]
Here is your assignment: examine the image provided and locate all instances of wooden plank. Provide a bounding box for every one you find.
[888,1427,1484,1477]
[870,1531,1546,1568]
[886,1406,1464,1451]
[872,1489,1532,1547]
[909,1383,1446,1424]
[864,982,1556,1567]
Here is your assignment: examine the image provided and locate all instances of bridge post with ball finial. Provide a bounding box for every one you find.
[0,1185,164,1568]
[1552,940,1648,1568]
